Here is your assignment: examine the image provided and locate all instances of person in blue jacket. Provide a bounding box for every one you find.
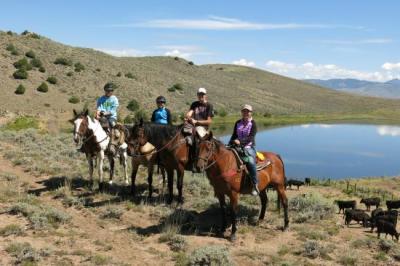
[151,96,172,125]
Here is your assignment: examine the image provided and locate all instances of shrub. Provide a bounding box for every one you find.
[125,72,135,79]
[68,96,80,104]
[46,76,57,84]
[4,117,39,131]
[74,62,85,72]
[127,99,140,112]
[37,82,48,93]
[39,66,46,73]
[134,109,149,121]
[30,58,42,68]
[13,69,28,79]
[25,50,36,59]
[15,84,26,95]
[100,206,123,219]
[289,192,336,223]
[188,245,232,266]
[66,71,73,77]
[13,58,32,70]
[54,57,73,66]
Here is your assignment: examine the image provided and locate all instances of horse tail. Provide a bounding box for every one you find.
[276,154,286,211]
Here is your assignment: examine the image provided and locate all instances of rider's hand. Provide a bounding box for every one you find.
[234,139,240,145]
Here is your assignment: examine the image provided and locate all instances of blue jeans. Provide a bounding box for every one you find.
[244,146,258,185]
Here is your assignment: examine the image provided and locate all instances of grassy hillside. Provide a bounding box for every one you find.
[2,30,400,123]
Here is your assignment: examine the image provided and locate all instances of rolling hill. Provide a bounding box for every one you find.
[305,78,400,99]
[2,30,400,122]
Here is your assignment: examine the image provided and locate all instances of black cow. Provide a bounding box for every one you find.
[386,200,400,210]
[377,220,399,241]
[286,179,305,190]
[360,197,380,211]
[344,209,370,227]
[335,200,356,214]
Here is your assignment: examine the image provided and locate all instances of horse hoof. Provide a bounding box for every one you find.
[229,234,237,242]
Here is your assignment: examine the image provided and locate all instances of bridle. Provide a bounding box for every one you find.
[197,139,218,171]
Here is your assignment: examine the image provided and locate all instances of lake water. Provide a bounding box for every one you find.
[219,124,400,179]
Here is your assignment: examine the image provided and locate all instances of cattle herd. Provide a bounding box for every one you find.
[287,178,400,241]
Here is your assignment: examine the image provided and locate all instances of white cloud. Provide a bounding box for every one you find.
[382,62,400,71]
[232,59,255,67]
[265,60,400,81]
[95,48,144,57]
[111,16,363,31]
[164,49,191,59]
[377,126,400,137]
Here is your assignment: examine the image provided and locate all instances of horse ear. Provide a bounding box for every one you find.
[84,109,89,116]
[73,109,77,116]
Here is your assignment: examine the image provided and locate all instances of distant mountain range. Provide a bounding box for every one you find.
[304,78,400,98]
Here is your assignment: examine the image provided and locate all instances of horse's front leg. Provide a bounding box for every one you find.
[108,154,115,185]
[98,150,105,191]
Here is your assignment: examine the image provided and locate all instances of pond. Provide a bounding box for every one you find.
[219,124,400,179]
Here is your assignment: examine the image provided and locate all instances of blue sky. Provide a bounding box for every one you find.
[1,0,399,81]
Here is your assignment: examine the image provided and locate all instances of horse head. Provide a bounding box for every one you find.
[197,131,216,171]
[69,109,89,144]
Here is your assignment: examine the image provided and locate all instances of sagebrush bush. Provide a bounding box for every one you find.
[37,82,49,93]
[74,62,85,72]
[25,50,36,59]
[188,245,232,266]
[127,99,140,112]
[30,58,42,68]
[13,58,32,70]
[13,69,28,79]
[15,84,26,95]
[54,57,73,66]
[46,76,57,84]
[68,96,80,104]
[125,72,135,79]
[289,192,336,223]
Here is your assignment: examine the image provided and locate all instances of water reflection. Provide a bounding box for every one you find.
[219,124,400,179]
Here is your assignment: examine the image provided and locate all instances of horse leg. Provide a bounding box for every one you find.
[216,193,227,237]
[86,154,94,189]
[108,155,115,185]
[98,150,105,192]
[130,159,139,196]
[147,161,154,199]
[228,192,239,242]
[166,168,174,204]
[259,189,268,221]
[277,184,289,230]
[176,165,185,204]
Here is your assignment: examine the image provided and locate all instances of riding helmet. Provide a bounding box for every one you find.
[156,95,166,103]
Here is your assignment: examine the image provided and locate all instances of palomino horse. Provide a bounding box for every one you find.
[70,109,129,190]
[197,132,289,241]
[129,120,189,204]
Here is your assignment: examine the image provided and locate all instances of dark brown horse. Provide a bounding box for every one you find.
[196,132,289,241]
[128,121,189,204]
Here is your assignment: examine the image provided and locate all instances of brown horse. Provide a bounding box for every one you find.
[128,120,189,204]
[197,132,289,241]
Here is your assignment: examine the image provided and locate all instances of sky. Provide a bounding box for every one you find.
[1,0,399,81]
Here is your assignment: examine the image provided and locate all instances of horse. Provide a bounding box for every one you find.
[129,120,189,204]
[70,109,129,190]
[196,132,289,241]
[126,135,166,199]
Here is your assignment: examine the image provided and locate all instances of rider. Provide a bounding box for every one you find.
[185,87,214,172]
[151,96,172,125]
[229,104,259,196]
[95,82,121,154]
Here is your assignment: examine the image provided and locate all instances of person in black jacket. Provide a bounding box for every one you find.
[229,104,259,196]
